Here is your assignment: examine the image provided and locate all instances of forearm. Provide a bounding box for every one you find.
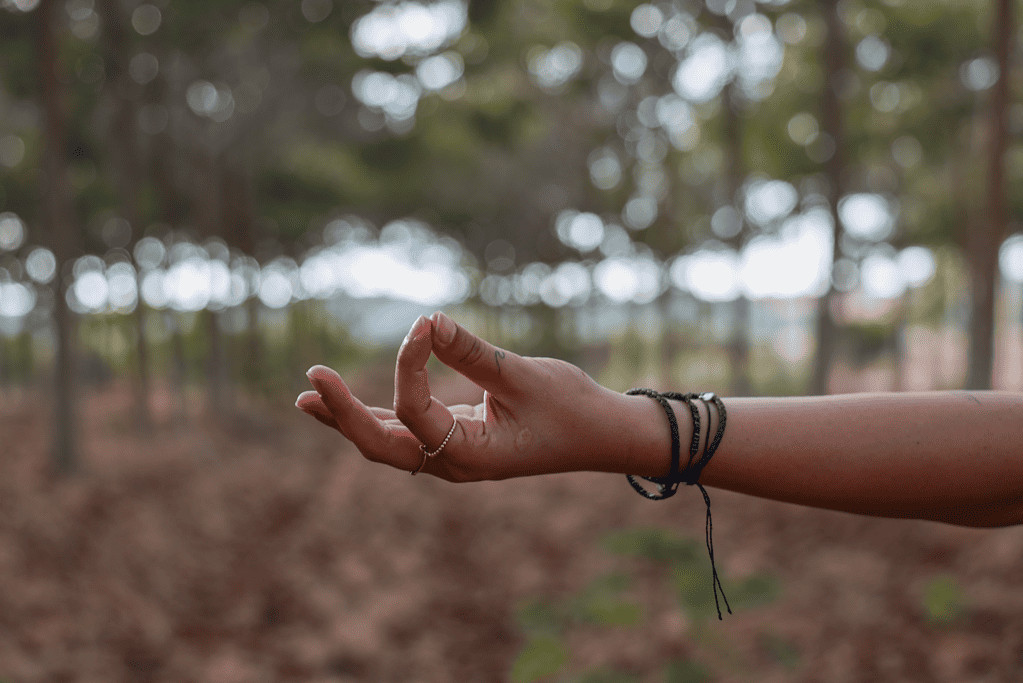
[617,390,1023,527]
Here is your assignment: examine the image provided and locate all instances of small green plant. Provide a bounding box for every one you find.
[663,658,712,683]
[758,631,801,670]
[564,666,641,683]
[569,573,643,628]
[674,565,781,623]
[509,573,645,682]
[601,527,702,565]
[510,634,570,683]
[922,574,965,625]
[516,597,566,636]
[510,528,783,681]
[729,573,782,610]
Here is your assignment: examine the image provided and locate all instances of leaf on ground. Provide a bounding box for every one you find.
[509,634,569,683]
[922,574,965,625]
[600,527,701,565]
[664,658,712,683]
[515,597,566,636]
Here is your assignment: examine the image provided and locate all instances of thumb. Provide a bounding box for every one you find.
[430,311,520,396]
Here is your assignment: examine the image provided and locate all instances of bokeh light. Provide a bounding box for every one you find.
[838,193,896,241]
[528,42,583,91]
[351,0,467,61]
[0,213,25,251]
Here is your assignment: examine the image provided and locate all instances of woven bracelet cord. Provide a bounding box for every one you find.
[625,388,732,620]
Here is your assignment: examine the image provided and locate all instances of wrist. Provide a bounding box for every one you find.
[612,390,694,478]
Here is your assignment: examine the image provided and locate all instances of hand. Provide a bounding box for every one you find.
[295,312,664,481]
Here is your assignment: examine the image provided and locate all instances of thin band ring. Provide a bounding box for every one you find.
[410,417,457,476]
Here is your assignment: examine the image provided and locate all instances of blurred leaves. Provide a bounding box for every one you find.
[510,633,570,683]
[663,658,712,683]
[515,596,566,637]
[509,526,783,679]
[922,574,966,625]
[757,631,801,671]
[603,526,781,623]
[602,527,702,565]
[510,569,645,682]
[564,667,640,683]
[570,574,643,627]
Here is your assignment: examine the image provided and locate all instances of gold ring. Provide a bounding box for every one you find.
[410,417,457,475]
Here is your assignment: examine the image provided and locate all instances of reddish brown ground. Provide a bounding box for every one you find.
[0,377,1021,682]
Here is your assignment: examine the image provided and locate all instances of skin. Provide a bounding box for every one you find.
[296,311,1023,528]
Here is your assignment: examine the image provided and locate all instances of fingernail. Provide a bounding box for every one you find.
[404,315,429,344]
[306,366,349,402]
[434,312,455,345]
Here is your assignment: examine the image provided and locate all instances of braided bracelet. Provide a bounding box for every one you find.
[625,388,732,620]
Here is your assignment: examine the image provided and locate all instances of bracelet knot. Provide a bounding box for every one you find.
[625,388,732,620]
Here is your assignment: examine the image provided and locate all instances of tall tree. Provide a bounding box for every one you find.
[97,0,153,432]
[715,11,752,397]
[36,0,80,473]
[809,0,849,395]
[965,0,1013,390]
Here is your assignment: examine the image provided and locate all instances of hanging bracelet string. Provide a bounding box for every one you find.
[625,388,732,620]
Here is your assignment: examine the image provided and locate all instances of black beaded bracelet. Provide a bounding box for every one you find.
[625,388,732,620]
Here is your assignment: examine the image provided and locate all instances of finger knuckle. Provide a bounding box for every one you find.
[393,402,410,422]
[459,338,486,366]
[470,424,491,450]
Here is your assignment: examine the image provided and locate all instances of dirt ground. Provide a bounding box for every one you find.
[0,378,1021,682]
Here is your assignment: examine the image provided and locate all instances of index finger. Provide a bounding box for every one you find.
[306,364,421,468]
[393,316,460,453]
[429,311,523,396]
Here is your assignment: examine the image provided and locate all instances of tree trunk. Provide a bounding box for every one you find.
[97,0,153,432]
[965,0,1013,390]
[659,291,682,386]
[17,330,34,387]
[809,0,849,396]
[245,295,263,391]
[165,310,188,423]
[204,308,227,411]
[721,81,751,397]
[191,148,229,413]
[37,0,80,474]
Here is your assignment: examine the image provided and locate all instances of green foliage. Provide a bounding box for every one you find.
[842,320,898,366]
[569,573,643,628]
[748,345,810,397]
[510,570,645,681]
[674,564,781,623]
[663,658,712,683]
[515,572,643,634]
[601,528,701,565]
[671,564,721,624]
[728,573,783,610]
[758,631,801,670]
[510,634,570,683]
[516,597,567,637]
[922,574,966,625]
[564,667,640,683]
[602,527,781,624]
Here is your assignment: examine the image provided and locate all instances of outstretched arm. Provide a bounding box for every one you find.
[296,312,1023,528]
[701,391,1023,527]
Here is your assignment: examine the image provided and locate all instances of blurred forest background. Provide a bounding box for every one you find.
[0,0,1022,681]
